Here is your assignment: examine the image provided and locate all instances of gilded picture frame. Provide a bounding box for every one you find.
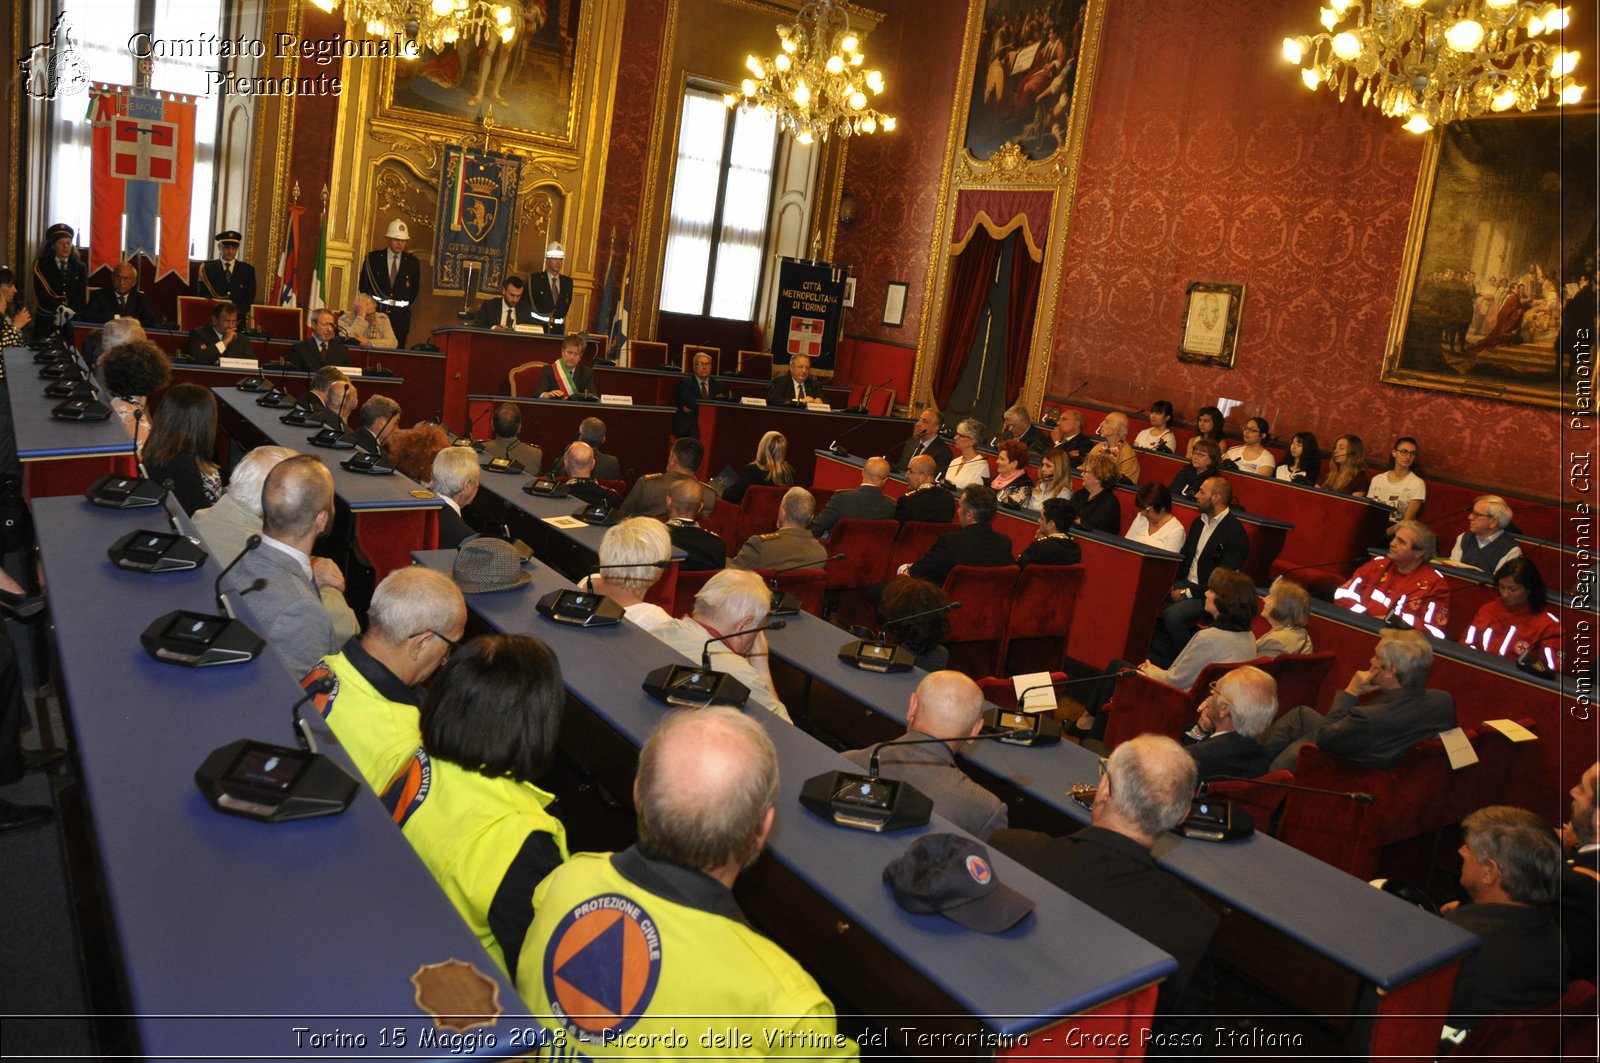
[1381,110,1598,410]
[964,0,1095,161]
[1178,280,1244,368]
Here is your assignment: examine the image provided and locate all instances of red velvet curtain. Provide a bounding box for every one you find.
[1003,234,1043,404]
[932,233,1002,408]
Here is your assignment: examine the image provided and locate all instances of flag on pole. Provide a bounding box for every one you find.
[610,237,633,363]
[308,208,329,312]
[88,83,195,279]
[275,205,305,307]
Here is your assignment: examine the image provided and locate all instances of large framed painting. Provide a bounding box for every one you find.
[381,0,586,143]
[1382,110,1598,409]
[964,0,1095,161]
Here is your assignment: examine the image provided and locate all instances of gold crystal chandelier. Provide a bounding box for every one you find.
[725,0,896,145]
[308,0,518,50]
[1282,0,1586,133]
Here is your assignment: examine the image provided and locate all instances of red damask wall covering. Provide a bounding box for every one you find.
[1044,0,1564,497]
[597,0,668,243]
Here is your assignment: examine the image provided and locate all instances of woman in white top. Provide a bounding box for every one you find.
[1133,399,1178,453]
[1124,481,1185,553]
[1027,446,1074,511]
[1367,436,1425,531]
[1256,577,1313,657]
[944,418,992,489]
[589,518,675,632]
[1223,416,1276,476]
[1275,431,1321,484]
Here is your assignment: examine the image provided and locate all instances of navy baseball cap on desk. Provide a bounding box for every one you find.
[883,833,1034,933]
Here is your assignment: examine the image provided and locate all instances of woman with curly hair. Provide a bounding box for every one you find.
[387,423,451,484]
[100,340,171,456]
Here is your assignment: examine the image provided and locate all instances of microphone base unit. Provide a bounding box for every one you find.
[195,739,358,822]
[141,609,264,667]
[524,478,568,497]
[109,530,209,572]
[642,664,751,708]
[308,428,357,450]
[536,589,624,627]
[85,474,167,509]
[341,453,396,475]
[255,389,295,408]
[235,376,269,392]
[1175,798,1255,842]
[482,455,524,475]
[768,589,802,616]
[280,408,318,426]
[51,398,111,421]
[44,378,92,398]
[573,501,619,526]
[799,771,933,832]
[838,639,916,673]
[981,707,1063,745]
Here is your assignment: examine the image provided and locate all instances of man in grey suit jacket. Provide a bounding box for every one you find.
[223,456,359,680]
[842,671,1008,841]
[810,456,897,538]
[1262,630,1456,772]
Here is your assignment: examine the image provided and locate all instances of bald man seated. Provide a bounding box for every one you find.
[842,671,1007,840]
[560,440,621,509]
[221,455,359,679]
[811,456,897,538]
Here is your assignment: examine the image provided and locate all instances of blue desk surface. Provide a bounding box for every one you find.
[472,477,687,563]
[411,550,1177,1034]
[213,387,442,513]
[34,497,533,1059]
[4,347,134,460]
[763,610,1480,990]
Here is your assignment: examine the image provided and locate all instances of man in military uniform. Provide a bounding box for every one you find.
[560,442,620,509]
[1018,497,1082,566]
[896,454,957,523]
[811,456,896,538]
[359,219,421,348]
[31,222,87,340]
[730,487,827,571]
[480,402,541,473]
[516,707,855,1056]
[523,242,572,332]
[617,437,716,518]
[196,230,257,327]
[664,477,726,570]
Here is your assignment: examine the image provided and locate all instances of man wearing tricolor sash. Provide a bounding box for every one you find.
[538,333,595,400]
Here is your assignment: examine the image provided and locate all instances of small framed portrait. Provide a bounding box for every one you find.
[1179,281,1244,368]
[843,276,857,308]
[883,280,909,328]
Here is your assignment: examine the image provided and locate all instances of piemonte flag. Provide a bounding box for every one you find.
[89,83,195,280]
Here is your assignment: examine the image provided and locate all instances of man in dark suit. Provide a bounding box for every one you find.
[82,261,159,325]
[903,485,1014,585]
[537,333,597,399]
[561,442,621,509]
[351,395,401,456]
[766,354,824,405]
[289,309,351,372]
[812,457,896,538]
[430,446,482,549]
[523,242,572,332]
[552,416,621,481]
[1562,762,1599,985]
[358,219,422,347]
[896,407,953,476]
[473,275,534,329]
[1152,474,1250,665]
[1260,630,1457,772]
[195,230,257,327]
[1000,405,1050,459]
[896,455,957,523]
[674,351,726,438]
[1183,665,1275,782]
[665,477,726,570]
[1049,409,1095,467]
[32,222,88,339]
[185,302,254,365]
[992,735,1219,1030]
[296,366,355,426]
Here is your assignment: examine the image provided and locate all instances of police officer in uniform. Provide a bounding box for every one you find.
[560,442,620,509]
[1018,497,1083,567]
[31,222,87,340]
[617,438,717,519]
[664,477,726,570]
[522,242,572,332]
[516,707,854,1056]
[359,219,421,348]
[196,230,258,327]
[730,487,827,572]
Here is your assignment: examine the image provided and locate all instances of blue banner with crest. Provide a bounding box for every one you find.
[433,146,522,296]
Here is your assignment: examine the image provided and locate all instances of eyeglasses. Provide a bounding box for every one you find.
[1097,756,1109,778]
[1207,681,1231,711]
[1394,448,1418,457]
[1469,509,1493,519]
[411,629,461,656]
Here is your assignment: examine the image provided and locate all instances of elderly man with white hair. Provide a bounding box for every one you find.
[1448,494,1522,573]
[649,569,789,721]
[729,486,826,571]
[1087,411,1141,484]
[430,446,482,549]
[336,293,397,349]
[589,517,674,632]
[1183,664,1277,782]
[192,445,299,562]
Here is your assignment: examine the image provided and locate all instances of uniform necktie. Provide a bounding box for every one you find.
[700,380,708,398]
[389,253,398,285]
[224,262,232,279]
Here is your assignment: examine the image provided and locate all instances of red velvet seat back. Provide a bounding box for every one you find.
[1256,651,1338,718]
[1004,564,1084,674]
[890,520,958,573]
[941,565,1020,677]
[1205,769,1295,837]
[824,519,900,590]
[757,568,827,616]
[737,485,791,547]
[669,568,717,619]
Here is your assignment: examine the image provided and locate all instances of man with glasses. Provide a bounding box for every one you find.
[1334,519,1450,635]
[300,567,466,791]
[1182,666,1276,782]
[1448,495,1522,574]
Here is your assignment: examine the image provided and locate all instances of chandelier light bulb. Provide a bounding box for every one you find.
[311,0,335,11]
[500,25,514,42]
[865,69,884,93]
[1283,36,1305,63]
[742,78,756,96]
[747,55,764,76]
[1560,83,1586,104]
[723,92,736,107]
[1400,0,1427,7]
[849,91,866,109]
[841,35,858,53]
[774,53,791,71]
[1546,7,1570,30]
[797,129,814,145]
[1332,32,1362,60]
[495,5,512,25]
[882,115,896,131]
[1490,87,1517,109]
[1302,67,1322,89]
[1486,0,1515,7]
[1551,50,1579,77]
[782,37,798,54]
[792,80,810,106]
[1445,20,1484,52]
[1403,111,1433,133]
[1320,7,1338,29]
[1527,14,1545,34]
[1329,0,1352,11]
[826,55,844,75]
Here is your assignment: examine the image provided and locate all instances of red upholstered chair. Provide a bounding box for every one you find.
[1101,659,1245,750]
[251,303,305,342]
[1444,979,1597,1058]
[1003,564,1084,674]
[941,565,1020,678]
[757,568,827,616]
[641,561,679,613]
[1256,651,1338,719]
[176,295,215,331]
[597,478,628,499]
[682,344,720,374]
[1442,718,1538,828]
[863,386,896,417]
[736,484,789,547]
[737,351,772,379]
[629,340,669,369]
[508,360,547,397]
[670,567,717,618]
[822,519,900,607]
[1205,769,1295,837]
[890,520,958,573]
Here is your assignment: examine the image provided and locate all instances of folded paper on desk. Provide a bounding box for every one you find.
[1482,719,1538,742]
[218,357,258,371]
[1013,671,1056,713]
[1439,727,1479,770]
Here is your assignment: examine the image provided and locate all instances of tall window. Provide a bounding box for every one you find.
[45,0,223,260]
[660,87,778,320]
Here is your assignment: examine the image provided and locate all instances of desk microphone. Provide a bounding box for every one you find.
[455,405,494,451]
[1041,382,1090,425]
[292,673,337,753]
[583,559,672,592]
[867,727,1032,775]
[214,534,263,615]
[1200,775,1376,804]
[839,601,961,672]
[701,619,787,670]
[852,379,892,413]
[827,416,876,456]
[85,404,166,508]
[642,620,787,708]
[763,553,843,614]
[985,672,1132,743]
